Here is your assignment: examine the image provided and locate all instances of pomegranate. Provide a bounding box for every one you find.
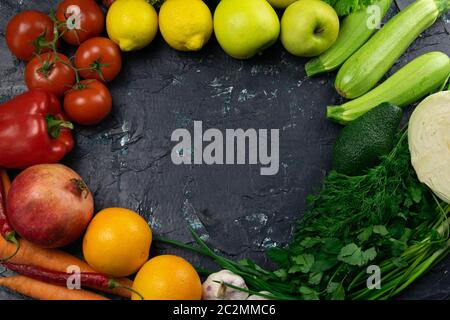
[7,164,94,248]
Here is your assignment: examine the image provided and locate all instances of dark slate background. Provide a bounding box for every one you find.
[0,0,449,300]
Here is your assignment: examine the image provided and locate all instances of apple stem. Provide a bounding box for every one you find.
[314,27,325,35]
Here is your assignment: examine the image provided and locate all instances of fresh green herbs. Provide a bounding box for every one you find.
[323,0,379,16]
[269,132,448,299]
[349,217,449,299]
[157,132,449,300]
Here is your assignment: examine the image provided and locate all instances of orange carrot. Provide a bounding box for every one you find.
[0,230,133,298]
[0,170,133,298]
[0,275,109,300]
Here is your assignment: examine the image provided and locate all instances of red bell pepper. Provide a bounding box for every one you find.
[0,176,13,237]
[0,90,74,169]
[0,170,19,262]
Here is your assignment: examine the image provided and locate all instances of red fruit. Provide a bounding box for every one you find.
[6,10,57,61]
[64,79,112,125]
[25,52,76,98]
[74,37,122,82]
[56,0,105,46]
[7,164,94,248]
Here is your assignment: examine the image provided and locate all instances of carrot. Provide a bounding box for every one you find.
[3,262,144,299]
[0,170,133,298]
[0,231,133,298]
[0,275,109,300]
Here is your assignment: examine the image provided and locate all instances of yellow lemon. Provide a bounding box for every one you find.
[132,255,202,300]
[267,0,298,9]
[159,0,213,51]
[106,0,158,51]
[83,208,152,277]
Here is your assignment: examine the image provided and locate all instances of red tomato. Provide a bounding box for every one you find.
[25,52,76,97]
[74,37,122,82]
[5,10,57,61]
[64,80,112,125]
[56,0,105,46]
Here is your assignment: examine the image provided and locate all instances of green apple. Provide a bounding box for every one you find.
[281,0,339,57]
[214,0,280,59]
[267,0,298,9]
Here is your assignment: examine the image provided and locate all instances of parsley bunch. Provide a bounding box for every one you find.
[323,0,379,16]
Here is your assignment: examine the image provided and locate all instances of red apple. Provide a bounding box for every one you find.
[7,164,94,248]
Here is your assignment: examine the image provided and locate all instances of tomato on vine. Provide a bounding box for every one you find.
[5,10,58,61]
[56,0,105,46]
[64,80,112,125]
[102,0,116,7]
[74,37,122,82]
[25,52,76,98]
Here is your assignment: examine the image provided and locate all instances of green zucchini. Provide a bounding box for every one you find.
[334,0,450,99]
[327,51,450,124]
[305,0,392,77]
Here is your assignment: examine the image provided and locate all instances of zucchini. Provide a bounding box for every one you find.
[327,51,450,124]
[305,0,392,77]
[334,0,450,99]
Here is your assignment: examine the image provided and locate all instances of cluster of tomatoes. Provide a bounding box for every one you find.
[5,0,122,126]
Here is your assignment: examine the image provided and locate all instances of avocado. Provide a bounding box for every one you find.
[332,102,403,176]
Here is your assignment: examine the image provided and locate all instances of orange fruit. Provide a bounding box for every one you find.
[82,208,152,277]
[131,255,202,300]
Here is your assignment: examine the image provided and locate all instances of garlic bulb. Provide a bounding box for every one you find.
[202,270,249,300]
[408,91,450,203]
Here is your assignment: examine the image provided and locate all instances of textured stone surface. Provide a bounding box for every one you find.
[0,0,449,300]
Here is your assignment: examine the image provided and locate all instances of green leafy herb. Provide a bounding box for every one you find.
[290,254,314,273]
[299,286,320,300]
[338,243,364,266]
[327,282,346,300]
[373,225,389,236]
[309,272,323,285]
[323,0,378,16]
